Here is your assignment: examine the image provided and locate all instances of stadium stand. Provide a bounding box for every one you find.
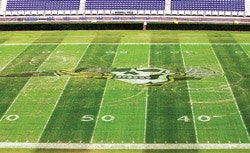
[6,0,80,11]
[0,0,249,17]
[85,0,165,10]
[171,0,245,11]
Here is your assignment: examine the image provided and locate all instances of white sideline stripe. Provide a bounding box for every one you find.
[210,46,250,142]
[180,45,199,143]
[37,44,90,142]
[0,45,30,72]
[0,143,249,149]
[1,43,250,46]
[90,45,118,143]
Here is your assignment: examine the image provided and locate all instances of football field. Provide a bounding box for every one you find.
[0,30,250,152]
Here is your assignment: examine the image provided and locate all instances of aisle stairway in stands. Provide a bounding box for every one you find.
[246,0,250,16]
[1,0,8,14]
[79,0,86,12]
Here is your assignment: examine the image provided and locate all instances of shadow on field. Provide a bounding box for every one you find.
[207,32,238,43]
[91,32,123,43]
[34,32,67,43]
[150,31,179,43]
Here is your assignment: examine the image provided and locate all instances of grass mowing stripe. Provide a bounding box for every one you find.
[211,45,250,142]
[0,45,58,119]
[0,45,61,142]
[0,45,29,72]
[90,79,110,144]
[39,44,118,143]
[179,45,198,143]
[36,44,90,142]
[146,44,196,143]
[181,44,249,143]
[143,46,150,143]
[90,46,119,143]
[240,45,250,60]
[92,44,148,143]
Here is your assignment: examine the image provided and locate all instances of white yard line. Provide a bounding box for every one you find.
[37,45,60,71]
[36,77,70,143]
[0,142,249,149]
[0,45,30,72]
[143,44,150,143]
[180,45,199,143]
[37,44,90,143]
[210,46,250,142]
[90,45,119,143]
[0,46,56,124]
[1,43,250,46]
[240,45,250,60]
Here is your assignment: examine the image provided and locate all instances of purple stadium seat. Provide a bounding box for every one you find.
[85,0,165,10]
[6,0,80,11]
[171,0,245,12]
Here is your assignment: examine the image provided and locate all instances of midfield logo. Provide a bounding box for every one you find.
[1,67,222,86]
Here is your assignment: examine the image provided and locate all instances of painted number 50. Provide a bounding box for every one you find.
[81,115,115,122]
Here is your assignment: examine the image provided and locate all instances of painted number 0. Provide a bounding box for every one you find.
[81,115,114,122]
[6,115,19,121]
[198,115,211,122]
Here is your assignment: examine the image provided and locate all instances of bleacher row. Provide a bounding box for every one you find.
[0,0,249,16]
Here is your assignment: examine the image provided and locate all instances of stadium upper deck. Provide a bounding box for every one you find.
[0,0,250,17]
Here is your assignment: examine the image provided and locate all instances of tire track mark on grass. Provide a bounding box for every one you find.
[146,44,196,143]
[210,45,250,142]
[0,44,58,121]
[0,45,29,72]
[39,44,118,143]
[36,44,90,143]
[90,45,118,143]
[0,45,58,127]
[179,45,199,143]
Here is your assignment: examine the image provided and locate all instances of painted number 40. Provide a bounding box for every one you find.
[81,115,115,122]
[177,115,211,122]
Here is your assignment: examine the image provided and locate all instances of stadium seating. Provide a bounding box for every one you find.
[171,0,245,12]
[6,0,80,11]
[85,0,165,10]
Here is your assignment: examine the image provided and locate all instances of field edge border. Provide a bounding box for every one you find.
[0,143,249,149]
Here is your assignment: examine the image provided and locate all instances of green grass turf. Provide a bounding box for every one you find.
[146,44,196,143]
[0,44,58,119]
[39,44,118,143]
[181,44,249,143]
[0,44,88,142]
[92,44,149,143]
[0,30,249,153]
[212,44,250,138]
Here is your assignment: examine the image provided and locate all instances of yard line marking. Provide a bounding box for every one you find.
[36,77,70,142]
[37,43,90,143]
[90,45,119,143]
[210,45,250,142]
[1,43,250,46]
[37,45,60,71]
[180,45,199,143]
[240,45,250,60]
[0,45,30,72]
[0,46,56,124]
[143,44,150,143]
[0,142,249,149]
